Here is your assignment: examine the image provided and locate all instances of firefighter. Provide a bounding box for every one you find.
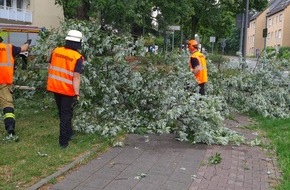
[0,36,30,136]
[47,30,84,148]
[188,39,208,95]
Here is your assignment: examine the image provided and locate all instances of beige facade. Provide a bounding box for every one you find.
[247,0,290,56]
[247,9,269,56]
[29,0,64,29]
[0,0,63,29]
[284,6,290,47]
[266,11,285,49]
[0,0,63,46]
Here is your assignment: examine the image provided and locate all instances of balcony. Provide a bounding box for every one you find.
[0,6,32,23]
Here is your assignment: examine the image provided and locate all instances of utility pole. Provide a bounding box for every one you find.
[242,0,249,70]
[239,13,244,55]
[180,23,183,49]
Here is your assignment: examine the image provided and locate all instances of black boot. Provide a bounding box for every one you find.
[3,107,16,135]
[7,126,16,135]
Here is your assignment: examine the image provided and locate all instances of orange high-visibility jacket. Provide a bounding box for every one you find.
[0,43,15,84]
[189,51,208,84]
[47,47,82,96]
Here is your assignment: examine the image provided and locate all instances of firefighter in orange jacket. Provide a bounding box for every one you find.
[188,39,208,95]
[47,30,84,148]
[0,36,30,136]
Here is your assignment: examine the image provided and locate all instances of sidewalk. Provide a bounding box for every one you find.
[34,114,281,190]
[189,114,281,190]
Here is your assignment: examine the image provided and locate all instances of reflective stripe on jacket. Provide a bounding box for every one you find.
[47,47,82,96]
[0,43,14,84]
[189,51,208,84]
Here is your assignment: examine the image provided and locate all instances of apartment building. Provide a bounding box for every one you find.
[0,0,63,45]
[247,9,268,57]
[247,0,290,56]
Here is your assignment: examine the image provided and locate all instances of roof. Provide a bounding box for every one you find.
[267,0,290,16]
[250,11,263,21]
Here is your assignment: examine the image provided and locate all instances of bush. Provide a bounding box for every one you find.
[278,47,290,60]
[206,54,230,64]
[263,47,277,59]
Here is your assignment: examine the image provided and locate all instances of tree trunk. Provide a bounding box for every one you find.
[61,0,90,20]
[76,1,90,20]
[191,16,199,39]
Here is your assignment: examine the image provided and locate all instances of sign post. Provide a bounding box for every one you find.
[220,38,226,54]
[210,36,216,53]
[167,25,180,52]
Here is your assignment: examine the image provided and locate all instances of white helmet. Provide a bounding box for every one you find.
[65,30,83,42]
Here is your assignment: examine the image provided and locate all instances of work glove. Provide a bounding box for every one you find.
[72,95,80,109]
[25,39,32,45]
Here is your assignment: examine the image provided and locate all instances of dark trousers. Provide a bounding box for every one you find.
[198,83,206,95]
[3,107,15,134]
[54,93,74,146]
[20,54,28,70]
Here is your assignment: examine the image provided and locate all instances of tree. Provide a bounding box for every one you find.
[55,0,88,20]
[220,0,268,13]
[54,0,268,46]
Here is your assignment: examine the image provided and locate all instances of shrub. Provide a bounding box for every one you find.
[278,47,290,60]
[206,54,230,64]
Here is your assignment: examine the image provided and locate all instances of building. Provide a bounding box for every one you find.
[266,0,290,50]
[0,0,63,29]
[0,0,64,45]
[247,0,290,56]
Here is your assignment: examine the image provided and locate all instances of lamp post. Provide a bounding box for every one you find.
[242,0,249,70]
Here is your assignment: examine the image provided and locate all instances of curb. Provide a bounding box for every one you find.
[27,146,99,190]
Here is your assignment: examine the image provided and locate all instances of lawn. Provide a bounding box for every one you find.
[0,94,112,190]
[254,115,290,190]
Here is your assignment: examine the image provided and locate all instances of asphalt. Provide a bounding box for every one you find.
[29,113,281,190]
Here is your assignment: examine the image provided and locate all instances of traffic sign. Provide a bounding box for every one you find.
[168,25,180,31]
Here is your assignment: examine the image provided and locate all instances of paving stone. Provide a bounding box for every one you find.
[48,179,79,190]
[140,171,169,185]
[102,177,139,190]
[161,179,191,190]
[64,170,94,182]
[131,181,163,190]
[36,113,281,190]
[78,173,112,189]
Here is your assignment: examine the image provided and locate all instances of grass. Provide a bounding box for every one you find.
[253,115,290,190]
[0,94,113,190]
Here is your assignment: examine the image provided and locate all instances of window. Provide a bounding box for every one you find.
[279,14,283,22]
[268,18,271,27]
[278,29,282,38]
[17,0,22,9]
[0,0,4,6]
[267,33,270,39]
[275,31,277,38]
[251,22,255,29]
[6,0,12,7]
[272,18,274,25]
